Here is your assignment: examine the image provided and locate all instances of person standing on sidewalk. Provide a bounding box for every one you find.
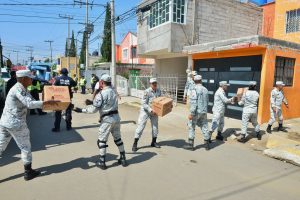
[237,81,261,143]
[132,78,161,152]
[52,68,77,132]
[28,69,47,115]
[266,81,288,133]
[73,74,78,93]
[0,70,58,181]
[210,81,234,141]
[90,74,99,94]
[183,75,211,151]
[80,75,87,94]
[73,74,127,170]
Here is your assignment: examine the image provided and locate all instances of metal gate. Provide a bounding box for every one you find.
[194,55,262,119]
[129,75,187,106]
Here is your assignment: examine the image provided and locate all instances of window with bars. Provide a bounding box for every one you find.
[286,9,300,33]
[149,0,170,28]
[173,0,186,24]
[149,0,186,28]
[274,56,295,87]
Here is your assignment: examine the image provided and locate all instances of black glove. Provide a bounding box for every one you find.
[69,103,75,110]
[73,107,83,113]
[85,99,93,105]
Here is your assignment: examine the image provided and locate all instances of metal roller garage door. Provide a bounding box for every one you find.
[194,55,262,119]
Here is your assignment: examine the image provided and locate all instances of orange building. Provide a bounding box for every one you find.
[262,0,300,43]
[184,35,300,124]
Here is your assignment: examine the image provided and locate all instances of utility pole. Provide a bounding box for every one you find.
[111,0,116,86]
[59,14,73,69]
[85,0,89,77]
[13,50,19,65]
[0,39,4,68]
[25,46,33,63]
[44,40,54,63]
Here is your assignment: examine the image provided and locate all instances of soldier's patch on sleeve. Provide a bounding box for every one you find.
[143,91,148,98]
[21,91,27,96]
[190,89,197,100]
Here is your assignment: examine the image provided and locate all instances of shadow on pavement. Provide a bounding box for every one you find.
[0,113,85,167]
[0,152,157,183]
[73,120,136,130]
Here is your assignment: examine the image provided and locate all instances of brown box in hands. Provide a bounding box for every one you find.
[236,87,248,101]
[43,86,71,111]
[152,97,173,117]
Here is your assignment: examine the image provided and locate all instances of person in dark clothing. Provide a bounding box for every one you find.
[90,74,99,94]
[6,71,17,94]
[28,70,47,115]
[52,68,77,132]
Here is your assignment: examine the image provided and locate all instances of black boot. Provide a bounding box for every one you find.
[183,139,194,151]
[278,124,286,132]
[96,156,107,170]
[204,140,210,151]
[132,138,139,152]
[266,125,272,133]
[30,110,37,115]
[52,128,60,132]
[151,137,161,148]
[216,132,223,141]
[118,152,127,167]
[238,134,249,143]
[257,131,262,140]
[24,163,41,181]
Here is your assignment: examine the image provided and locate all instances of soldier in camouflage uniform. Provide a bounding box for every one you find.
[0,70,57,181]
[237,81,261,143]
[74,74,127,170]
[266,81,289,133]
[132,78,161,152]
[183,75,211,151]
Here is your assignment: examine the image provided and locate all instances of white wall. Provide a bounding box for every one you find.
[154,57,188,76]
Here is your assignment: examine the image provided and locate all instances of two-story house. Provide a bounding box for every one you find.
[137,0,300,123]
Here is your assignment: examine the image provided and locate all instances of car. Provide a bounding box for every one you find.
[0,68,8,116]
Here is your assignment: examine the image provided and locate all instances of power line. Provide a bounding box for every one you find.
[0,13,86,21]
[0,3,106,6]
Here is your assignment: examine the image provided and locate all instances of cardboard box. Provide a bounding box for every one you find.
[43,86,71,111]
[236,87,248,101]
[152,97,173,117]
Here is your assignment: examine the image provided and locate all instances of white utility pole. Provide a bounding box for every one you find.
[59,14,73,69]
[44,40,54,63]
[85,0,89,77]
[25,46,33,63]
[111,0,116,86]
[13,50,19,64]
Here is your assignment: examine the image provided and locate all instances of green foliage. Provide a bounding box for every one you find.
[65,40,68,57]
[101,3,112,62]
[69,31,76,57]
[79,31,87,65]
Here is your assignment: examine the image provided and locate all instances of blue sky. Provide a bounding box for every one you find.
[0,0,140,64]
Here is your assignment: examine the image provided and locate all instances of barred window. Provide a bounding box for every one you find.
[173,0,186,24]
[149,0,170,28]
[286,9,300,33]
[274,57,295,87]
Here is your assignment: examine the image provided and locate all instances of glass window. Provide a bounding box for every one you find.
[286,9,300,33]
[173,0,186,24]
[149,0,170,28]
[274,57,295,86]
[122,49,128,59]
[131,47,137,58]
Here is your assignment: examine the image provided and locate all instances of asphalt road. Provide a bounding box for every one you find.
[0,94,299,200]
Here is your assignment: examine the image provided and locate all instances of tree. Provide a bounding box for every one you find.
[101,3,112,62]
[69,31,76,57]
[65,40,68,57]
[79,31,87,65]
